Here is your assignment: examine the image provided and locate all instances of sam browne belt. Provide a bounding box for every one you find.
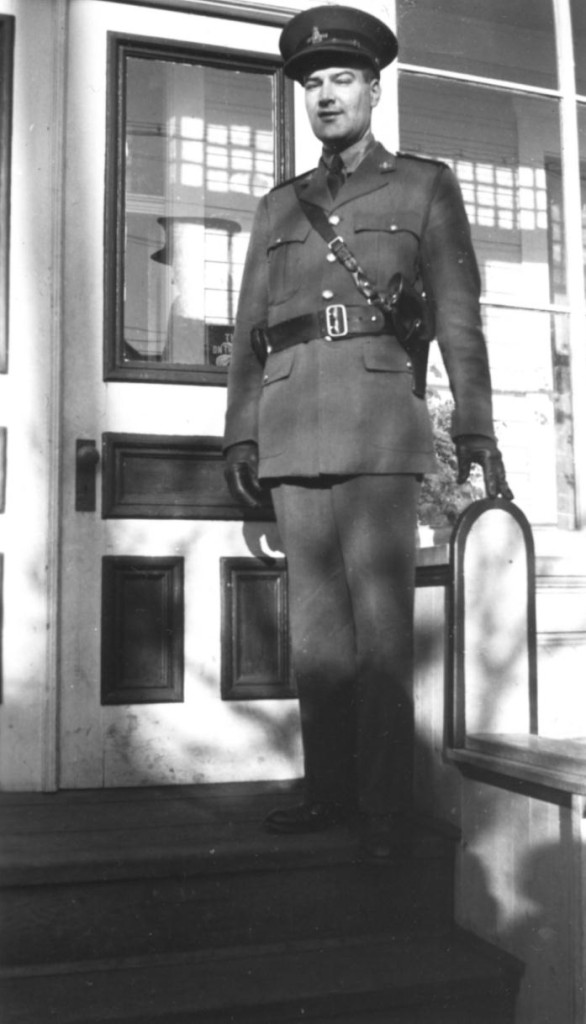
[290,180,435,398]
[251,303,393,359]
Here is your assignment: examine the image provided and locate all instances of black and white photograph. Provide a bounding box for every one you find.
[0,1,585,1021]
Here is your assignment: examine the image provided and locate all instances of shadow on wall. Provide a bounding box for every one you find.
[100,504,454,793]
[457,789,579,1024]
[100,518,302,788]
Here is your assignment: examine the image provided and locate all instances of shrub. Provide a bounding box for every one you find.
[418,389,484,529]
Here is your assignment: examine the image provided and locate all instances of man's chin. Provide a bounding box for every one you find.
[315,126,349,146]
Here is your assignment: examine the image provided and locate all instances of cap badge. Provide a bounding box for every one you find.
[310,26,328,45]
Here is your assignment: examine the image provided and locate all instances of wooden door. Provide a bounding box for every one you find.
[59,0,302,788]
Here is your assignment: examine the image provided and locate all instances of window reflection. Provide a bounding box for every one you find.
[483,308,574,530]
[545,155,586,306]
[123,57,275,370]
[572,0,586,96]
[399,74,572,526]
[397,0,556,89]
[399,77,561,306]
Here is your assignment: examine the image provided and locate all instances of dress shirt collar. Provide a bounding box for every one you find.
[322,131,377,175]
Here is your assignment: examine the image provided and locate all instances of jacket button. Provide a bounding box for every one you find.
[322,289,334,300]
[326,252,337,262]
[328,214,340,226]
[390,224,397,231]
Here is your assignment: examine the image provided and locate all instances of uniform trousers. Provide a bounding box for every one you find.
[270,473,420,816]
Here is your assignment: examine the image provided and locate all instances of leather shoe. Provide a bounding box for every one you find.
[264,801,348,835]
[359,813,394,860]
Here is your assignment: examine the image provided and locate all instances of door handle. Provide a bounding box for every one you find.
[75,439,100,512]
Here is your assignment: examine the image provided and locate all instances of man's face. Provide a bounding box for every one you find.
[303,66,381,149]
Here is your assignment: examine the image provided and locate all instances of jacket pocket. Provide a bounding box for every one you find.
[259,349,296,457]
[362,338,412,373]
[354,210,421,241]
[262,347,296,386]
[266,219,311,305]
[354,211,421,278]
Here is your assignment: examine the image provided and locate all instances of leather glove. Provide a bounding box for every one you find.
[456,434,514,500]
[224,442,263,508]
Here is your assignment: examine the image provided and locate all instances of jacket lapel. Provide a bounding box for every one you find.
[295,161,331,210]
[335,144,396,207]
[295,143,397,212]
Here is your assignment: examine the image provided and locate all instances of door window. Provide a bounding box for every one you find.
[106,39,291,385]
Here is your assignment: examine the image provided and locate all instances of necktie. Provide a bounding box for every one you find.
[326,153,345,199]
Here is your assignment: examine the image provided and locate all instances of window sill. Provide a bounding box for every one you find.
[448,734,586,795]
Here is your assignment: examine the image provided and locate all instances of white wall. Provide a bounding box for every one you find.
[414,545,586,1024]
[0,0,67,789]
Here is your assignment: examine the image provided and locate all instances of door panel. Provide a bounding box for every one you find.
[60,0,302,788]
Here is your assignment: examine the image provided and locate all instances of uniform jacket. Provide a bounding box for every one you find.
[224,142,495,479]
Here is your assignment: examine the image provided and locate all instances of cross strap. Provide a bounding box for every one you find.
[292,180,434,398]
[293,181,385,310]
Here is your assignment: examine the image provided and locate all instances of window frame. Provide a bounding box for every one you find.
[104,32,293,386]
[396,0,586,793]
[0,16,14,374]
[397,0,585,530]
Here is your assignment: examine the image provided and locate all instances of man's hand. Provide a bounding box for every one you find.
[456,434,514,500]
[224,442,264,508]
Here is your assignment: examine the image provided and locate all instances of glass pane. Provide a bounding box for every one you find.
[397,0,557,90]
[573,0,586,96]
[399,77,562,308]
[484,308,573,529]
[124,56,275,369]
[546,139,586,306]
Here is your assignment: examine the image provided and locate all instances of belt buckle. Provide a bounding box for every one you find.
[325,303,348,339]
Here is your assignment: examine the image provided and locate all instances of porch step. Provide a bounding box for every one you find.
[0,782,522,1022]
[0,932,520,1023]
[0,783,455,968]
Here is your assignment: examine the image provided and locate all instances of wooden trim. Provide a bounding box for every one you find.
[537,631,586,647]
[0,427,6,513]
[274,61,294,187]
[0,17,14,373]
[104,33,293,384]
[552,0,586,529]
[102,432,274,520]
[103,0,296,25]
[101,556,184,705]
[415,563,450,588]
[570,794,586,1022]
[104,31,127,385]
[220,557,295,700]
[0,553,3,703]
[536,574,586,591]
[450,734,586,796]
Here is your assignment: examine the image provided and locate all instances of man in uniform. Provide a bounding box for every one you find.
[223,5,512,859]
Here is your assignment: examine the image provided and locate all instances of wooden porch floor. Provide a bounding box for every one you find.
[0,780,342,884]
[0,782,522,1024]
